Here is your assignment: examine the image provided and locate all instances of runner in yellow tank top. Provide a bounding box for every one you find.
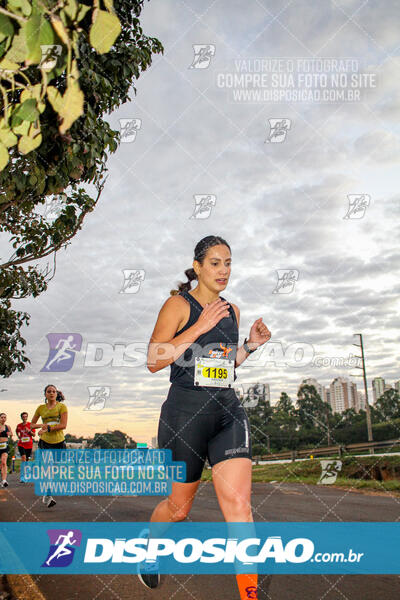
[30,384,68,508]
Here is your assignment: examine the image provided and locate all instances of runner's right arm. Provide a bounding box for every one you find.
[29,410,42,429]
[147,295,229,373]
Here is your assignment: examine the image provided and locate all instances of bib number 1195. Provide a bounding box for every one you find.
[194,357,234,388]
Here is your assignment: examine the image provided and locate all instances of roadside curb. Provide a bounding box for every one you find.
[5,575,46,600]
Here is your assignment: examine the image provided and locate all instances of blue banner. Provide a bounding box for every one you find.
[0,522,398,574]
[20,449,186,496]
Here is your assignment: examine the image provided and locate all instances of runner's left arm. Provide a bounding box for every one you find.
[232,304,251,368]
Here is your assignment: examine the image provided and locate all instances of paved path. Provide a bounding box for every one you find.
[1,474,399,599]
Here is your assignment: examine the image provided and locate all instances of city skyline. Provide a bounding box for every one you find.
[1,372,398,444]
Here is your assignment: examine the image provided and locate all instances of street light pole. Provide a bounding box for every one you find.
[352,333,373,454]
[326,405,331,446]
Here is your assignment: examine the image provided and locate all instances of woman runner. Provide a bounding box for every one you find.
[0,413,13,488]
[30,384,68,508]
[139,235,271,600]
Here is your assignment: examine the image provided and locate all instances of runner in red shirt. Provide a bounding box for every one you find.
[16,412,34,482]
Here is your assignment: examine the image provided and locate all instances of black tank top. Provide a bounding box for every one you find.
[169,290,239,390]
[0,425,9,438]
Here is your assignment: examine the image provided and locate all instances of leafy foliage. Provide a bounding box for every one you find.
[244,384,397,454]
[90,429,136,448]
[0,0,123,166]
[0,0,163,377]
[373,388,400,421]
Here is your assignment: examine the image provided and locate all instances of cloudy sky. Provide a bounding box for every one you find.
[1,0,399,444]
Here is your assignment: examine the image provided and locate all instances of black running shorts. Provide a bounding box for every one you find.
[157,383,252,483]
[38,440,67,449]
[18,446,32,459]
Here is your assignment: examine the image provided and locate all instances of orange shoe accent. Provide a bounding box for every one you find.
[236,574,258,599]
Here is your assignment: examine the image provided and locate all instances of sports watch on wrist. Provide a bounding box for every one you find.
[243,337,257,354]
[47,425,51,432]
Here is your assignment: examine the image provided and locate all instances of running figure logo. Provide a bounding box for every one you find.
[241,383,265,408]
[42,529,82,567]
[318,460,342,485]
[265,118,291,143]
[343,194,370,219]
[41,333,82,372]
[119,118,142,143]
[43,195,66,221]
[188,44,216,69]
[189,194,216,219]
[85,386,110,411]
[119,269,145,294]
[272,269,299,294]
[40,44,62,70]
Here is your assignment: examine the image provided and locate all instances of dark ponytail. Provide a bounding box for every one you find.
[170,235,231,296]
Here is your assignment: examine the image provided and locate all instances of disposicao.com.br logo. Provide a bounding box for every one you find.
[3,522,390,575]
[82,535,364,567]
[38,530,364,574]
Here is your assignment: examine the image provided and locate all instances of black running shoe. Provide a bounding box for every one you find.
[2,480,8,488]
[137,528,160,589]
[138,561,160,589]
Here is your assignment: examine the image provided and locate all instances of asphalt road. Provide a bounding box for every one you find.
[1,473,400,599]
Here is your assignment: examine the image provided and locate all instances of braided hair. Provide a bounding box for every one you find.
[170,235,231,296]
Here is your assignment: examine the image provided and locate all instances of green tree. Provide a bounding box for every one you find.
[374,389,400,421]
[296,384,331,429]
[90,430,136,448]
[275,391,296,422]
[248,410,271,456]
[272,391,298,450]
[245,387,273,455]
[0,0,163,377]
[64,433,84,443]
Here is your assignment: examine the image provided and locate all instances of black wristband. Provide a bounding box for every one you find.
[243,338,257,354]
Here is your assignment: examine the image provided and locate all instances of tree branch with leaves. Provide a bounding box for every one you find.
[0,0,163,376]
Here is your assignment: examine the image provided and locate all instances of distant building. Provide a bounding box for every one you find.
[299,378,326,402]
[394,380,400,394]
[356,392,366,412]
[264,384,271,404]
[372,377,385,404]
[66,440,88,449]
[150,436,158,449]
[329,377,358,413]
[325,388,331,408]
[241,382,270,405]
[250,382,269,404]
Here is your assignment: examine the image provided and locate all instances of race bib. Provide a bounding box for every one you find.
[21,436,30,443]
[0,441,7,450]
[194,356,234,388]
